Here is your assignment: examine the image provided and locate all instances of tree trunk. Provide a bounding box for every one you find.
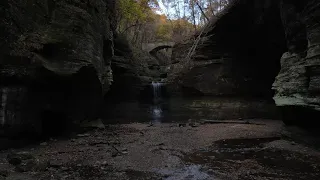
[196,2,209,21]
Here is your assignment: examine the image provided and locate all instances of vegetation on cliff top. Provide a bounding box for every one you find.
[115,0,230,47]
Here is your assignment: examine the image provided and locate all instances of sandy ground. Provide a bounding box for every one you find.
[0,119,319,180]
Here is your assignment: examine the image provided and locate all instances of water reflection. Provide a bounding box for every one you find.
[151,105,163,124]
[103,96,278,124]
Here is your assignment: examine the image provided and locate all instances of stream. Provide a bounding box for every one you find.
[103,83,279,124]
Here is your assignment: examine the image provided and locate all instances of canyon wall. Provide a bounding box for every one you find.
[168,0,320,125]
[273,0,320,125]
[168,0,286,97]
[0,0,115,136]
[106,35,160,100]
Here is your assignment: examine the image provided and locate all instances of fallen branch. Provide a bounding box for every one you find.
[201,120,266,125]
[120,23,143,34]
[111,145,121,153]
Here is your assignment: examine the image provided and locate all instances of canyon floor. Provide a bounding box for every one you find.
[0,120,320,180]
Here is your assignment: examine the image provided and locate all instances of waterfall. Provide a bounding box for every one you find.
[151,105,162,123]
[0,88,8,126]
[150,82,164,123]
[152,82,163,99]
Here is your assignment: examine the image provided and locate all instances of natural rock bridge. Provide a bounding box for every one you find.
[142,42,175,53]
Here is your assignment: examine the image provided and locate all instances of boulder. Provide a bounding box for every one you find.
[7,152,49,172]
[7,152,34,166]
[80,119,105,129]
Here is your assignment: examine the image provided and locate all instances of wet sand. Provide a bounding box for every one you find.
[0,120,319,180]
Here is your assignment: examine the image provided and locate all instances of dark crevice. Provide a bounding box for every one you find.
[280,106,320,130]
[1,66,103,140]
[35,43,70,61]
[103,39,113,65]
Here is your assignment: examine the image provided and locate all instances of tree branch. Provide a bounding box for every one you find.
[196,2,209,21]
[120,23,143,34]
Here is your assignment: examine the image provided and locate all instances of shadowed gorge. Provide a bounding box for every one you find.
[0,0,320,179]
[169,0,287,97]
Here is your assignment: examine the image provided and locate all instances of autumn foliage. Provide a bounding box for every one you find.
[115,0,230,47]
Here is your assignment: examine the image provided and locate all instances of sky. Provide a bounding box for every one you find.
[155,0,190,19]
[156,1,169,15]
[158,1,166,13]
[153,0,207,25]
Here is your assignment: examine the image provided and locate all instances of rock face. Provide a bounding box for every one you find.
[0,0,115,136]
[272,0,320,125]
[168,0,320,125]
[169,0,287,97]
[105,35,167,100]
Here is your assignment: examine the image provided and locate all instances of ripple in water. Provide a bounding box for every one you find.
[151,105,163,124]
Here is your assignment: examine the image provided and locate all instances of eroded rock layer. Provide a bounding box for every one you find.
[0,0,115,136]
[169,0,320,124]
[105,35,162,100]
[272,0,320,125]
[273,0,320,110]
[169,0,286,97]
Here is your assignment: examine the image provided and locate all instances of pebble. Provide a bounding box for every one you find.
[189,123,199,127]
[50,160,63,168]
[61,167,68,171]
[178,123,186,127]
[0,169,9,177]
[77,133,90,137]
[159,146,167,150]
[111,151,120,157]
[40,142,48,146]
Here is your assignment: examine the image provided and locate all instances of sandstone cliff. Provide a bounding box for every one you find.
[168,0,320,125]
[272,1,320,109]
[106,35,158,100]
[0,0,115,136]
[169,0,286,97]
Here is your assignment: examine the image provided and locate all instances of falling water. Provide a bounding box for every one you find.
[151,105,163,124]
[151,82,164,123]
[152,82,163,99]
